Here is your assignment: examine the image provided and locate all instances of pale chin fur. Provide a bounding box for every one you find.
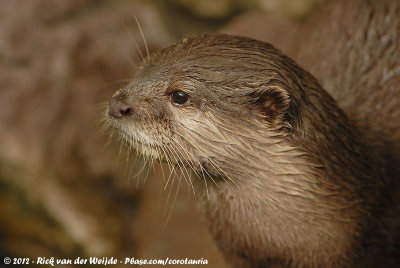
[107,117,162,160]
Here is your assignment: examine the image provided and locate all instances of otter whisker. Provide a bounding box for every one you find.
[121,135,134,178]
[128,155,147,186]
[172,148,196,196]
[173,131,235,188]
[142,150,153,185]
[155,146,167,183]
[159,145,176,185]
[122,21,145,62]
[161,146,177,190]
[163,164,176,192]
[160,144,173,169]
[126,54,139,71]
[199,168,209,200]
[170,136,198,172]
[93,102,110,113]
[162,165,179,220]
[97,118,109,132]
[167,143,194,195]
[168,136,200,191]
[149,145,157,169]
[165,139,192,179]
[98,118,112,137]
[104,128,116,151]
[164,171,182,225]
[134,16,149,60]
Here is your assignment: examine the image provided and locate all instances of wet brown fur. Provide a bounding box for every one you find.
[107,1,400,266]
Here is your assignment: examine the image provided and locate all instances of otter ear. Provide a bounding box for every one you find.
[254,85,290,123]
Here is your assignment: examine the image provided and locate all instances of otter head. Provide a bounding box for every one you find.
[107,34,304,180]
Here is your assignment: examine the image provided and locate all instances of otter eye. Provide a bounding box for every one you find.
[170,90,189,105]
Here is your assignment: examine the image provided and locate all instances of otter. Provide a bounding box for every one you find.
[106,2,400,267]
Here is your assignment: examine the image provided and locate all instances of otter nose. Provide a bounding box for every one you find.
[108,96,133,118]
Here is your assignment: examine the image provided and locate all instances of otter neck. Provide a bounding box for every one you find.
[193,70,383,266]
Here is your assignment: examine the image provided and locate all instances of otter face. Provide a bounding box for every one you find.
[107,34,296,173]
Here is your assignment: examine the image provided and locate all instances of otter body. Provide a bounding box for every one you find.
[107,1,400,267]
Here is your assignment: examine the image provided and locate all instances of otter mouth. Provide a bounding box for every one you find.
[109,122,196,169]
[106,116,164,160]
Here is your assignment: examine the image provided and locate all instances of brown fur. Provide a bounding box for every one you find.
[107,1,400,266]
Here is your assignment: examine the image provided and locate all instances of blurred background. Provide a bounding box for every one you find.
[0,0,323,267]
